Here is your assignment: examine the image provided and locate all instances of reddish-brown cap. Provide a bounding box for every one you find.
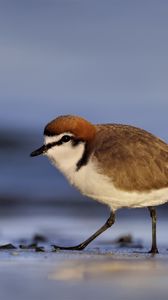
[44,115,96,141]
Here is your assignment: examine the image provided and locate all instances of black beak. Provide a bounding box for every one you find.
[30,145,47,157]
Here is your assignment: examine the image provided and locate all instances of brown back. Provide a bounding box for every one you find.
[93,124,168,192]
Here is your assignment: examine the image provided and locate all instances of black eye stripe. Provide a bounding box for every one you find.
[45,135,71,148]
[45,139,66,150]
[45,141,59,151]
[45,136,83,151]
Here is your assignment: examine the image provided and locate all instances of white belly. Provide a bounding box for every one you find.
[64,160,168,212]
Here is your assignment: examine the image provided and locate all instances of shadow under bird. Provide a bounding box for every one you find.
[31,115,168,253]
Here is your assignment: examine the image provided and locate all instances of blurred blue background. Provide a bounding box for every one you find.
[0,0,168,204]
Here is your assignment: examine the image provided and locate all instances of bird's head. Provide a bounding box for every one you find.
[30,115,96,171]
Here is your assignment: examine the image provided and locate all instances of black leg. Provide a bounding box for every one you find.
[148,207,159,254]
[52,211,115,251]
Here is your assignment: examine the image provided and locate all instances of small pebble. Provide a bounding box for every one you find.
[0,243,17,250]
[19,243,37,249]
[35,246,45,252]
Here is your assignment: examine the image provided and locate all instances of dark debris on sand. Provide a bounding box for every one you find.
[0,233,144,253]
[0,233,48,252]
[0,243,17,250]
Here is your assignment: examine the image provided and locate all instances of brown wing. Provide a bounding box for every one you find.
[93,124,168,192]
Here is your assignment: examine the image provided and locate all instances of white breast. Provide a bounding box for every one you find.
[45,135,168,212]
[61,158,168,212]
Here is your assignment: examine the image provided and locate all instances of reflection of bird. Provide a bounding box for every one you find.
[31,115,168,253]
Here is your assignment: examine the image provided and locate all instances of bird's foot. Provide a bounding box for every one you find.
[148,247,159,254]
[52,243,85,251]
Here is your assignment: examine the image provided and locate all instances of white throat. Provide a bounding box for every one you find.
[44,134,85,180]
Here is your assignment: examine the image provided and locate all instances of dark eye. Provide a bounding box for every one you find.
[61,135,71,143]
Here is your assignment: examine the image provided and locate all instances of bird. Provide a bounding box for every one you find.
[30,115,168,253]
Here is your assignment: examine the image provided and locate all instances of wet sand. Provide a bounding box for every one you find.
[0,205,168,300]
